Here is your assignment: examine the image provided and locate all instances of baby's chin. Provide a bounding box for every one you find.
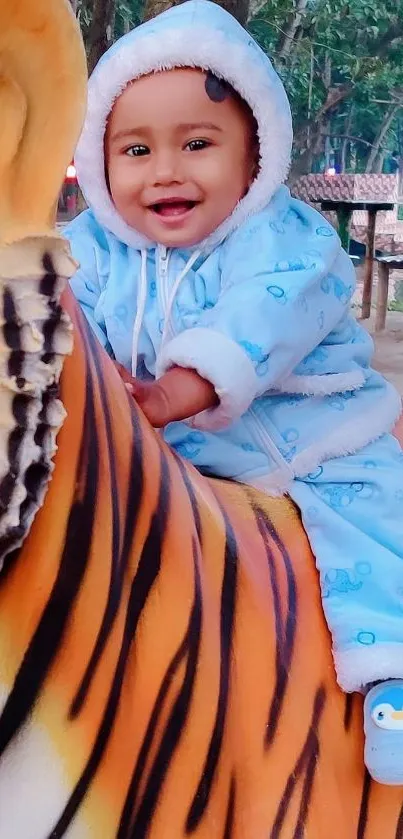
[120,202,234,249]
[125,207,223,250]
[154,232,207,248]
[138,223,214,250]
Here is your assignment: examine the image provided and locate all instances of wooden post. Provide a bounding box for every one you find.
[362,209,376,319]
[375,261,389,332]
[336,205,352,252]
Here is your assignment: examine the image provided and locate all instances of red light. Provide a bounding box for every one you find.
[65,164,77,181]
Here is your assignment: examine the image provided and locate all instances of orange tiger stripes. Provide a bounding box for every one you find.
[1,0,403,835]
[0,290,403,837]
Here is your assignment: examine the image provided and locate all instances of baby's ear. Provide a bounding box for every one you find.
[248,139,261,187]
[246,164,257,190]
[0,0,87,244]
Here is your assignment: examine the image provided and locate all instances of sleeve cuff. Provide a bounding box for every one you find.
[156,327,257,431]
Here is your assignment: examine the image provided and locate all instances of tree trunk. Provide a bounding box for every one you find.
[399,158,403,197]
[288,26,304,73]
[277,0,308,60]
[293,21,403,162]
[340,105,354,173]
[365,105,398,173]
[290,52,333,182]
[108,3,116,43]
[374,150,385,174]
[247,0,266,21]
[87,0,116,75]
[144,0,250,25]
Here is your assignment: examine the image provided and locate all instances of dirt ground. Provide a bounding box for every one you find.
[365,310,403,394]
[353,265,403,395]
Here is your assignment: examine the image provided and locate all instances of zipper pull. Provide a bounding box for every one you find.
[159,245,168,276]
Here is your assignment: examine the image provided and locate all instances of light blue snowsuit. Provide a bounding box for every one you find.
[65,0,403,693]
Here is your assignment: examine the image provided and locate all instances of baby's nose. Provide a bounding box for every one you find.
[152,151,183,186]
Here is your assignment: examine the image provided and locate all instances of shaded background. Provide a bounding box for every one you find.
[69,0,403,186]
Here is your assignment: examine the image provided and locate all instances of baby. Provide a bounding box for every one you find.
[65,0,403,783]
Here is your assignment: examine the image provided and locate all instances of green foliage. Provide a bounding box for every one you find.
[249,0,403,173]
[76,0,403,175]
[114,0,144,36]
[76,0,144,44]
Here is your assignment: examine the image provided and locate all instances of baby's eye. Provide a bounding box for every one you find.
[125,145,150,157]
[186,139,211,152]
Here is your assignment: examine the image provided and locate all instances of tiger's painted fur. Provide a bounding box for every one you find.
[0,275,402,836]
[1,0,403,836]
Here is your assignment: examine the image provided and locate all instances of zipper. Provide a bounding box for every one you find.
[158,246,170,311]
[157,245,171,343]
[157,248,201,347]
[249,406,294,477]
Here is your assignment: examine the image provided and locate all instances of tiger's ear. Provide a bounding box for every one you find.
[0,0,87,244]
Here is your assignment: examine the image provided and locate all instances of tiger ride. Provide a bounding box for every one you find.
[0,0,402,837]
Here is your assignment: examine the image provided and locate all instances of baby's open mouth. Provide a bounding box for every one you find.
[150,199,197,217]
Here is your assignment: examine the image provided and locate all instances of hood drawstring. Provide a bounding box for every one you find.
[131,248,201,377]
[131,249,148,375]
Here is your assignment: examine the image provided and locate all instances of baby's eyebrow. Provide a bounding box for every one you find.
[110,122,223,143]
[110,128,147,142]
[177,122,223,133]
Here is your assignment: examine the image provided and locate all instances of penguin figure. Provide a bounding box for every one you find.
[364,680,403,784]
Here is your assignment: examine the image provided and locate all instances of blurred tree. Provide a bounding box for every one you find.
[143,0,250,24]
[75,0,403,177]
[249,0,403,177]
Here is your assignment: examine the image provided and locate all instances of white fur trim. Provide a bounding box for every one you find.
[241,468,293,496]
[291,382,402,479]
[156,326,257,429]
[275,369,366,396]
[334,644,403,693]
[74,21,292,251]
[235,384,402,499]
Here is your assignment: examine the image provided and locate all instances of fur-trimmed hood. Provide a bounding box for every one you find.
[74,0,293,250]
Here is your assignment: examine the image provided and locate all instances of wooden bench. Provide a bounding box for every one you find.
[374,254,403,331]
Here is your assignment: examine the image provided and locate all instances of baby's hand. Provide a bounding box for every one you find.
[114,363,217,428]
[114,362,136,389]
